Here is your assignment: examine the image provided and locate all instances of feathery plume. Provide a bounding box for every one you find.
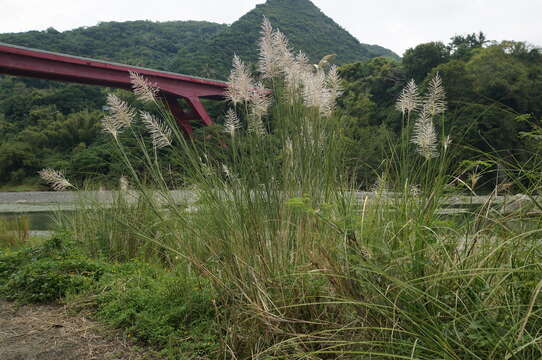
[302,68,339,117]
[321,92,336,117]
[102,94,135,139]
[322,65,343,115]
[140,111,172,149]
[326,65,343,97]
[424,73,447,116]
[258,17,280,79]
[38,168,73,191]
[284,51,311,93]
[396,79,421,115]
[295,52,311,71]
[250,82,271,119]
[302,69,326,110]
[443,135,452,152]
[272,29,294,71]
[225,55,254,105]
[101,115,120,140]
[411,110,439,160]
[224,109,241,137]
[317,54,337,70]
[258,18,295,79]
[130,72,158,103]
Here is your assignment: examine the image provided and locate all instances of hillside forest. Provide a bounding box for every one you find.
[0,0,541,191]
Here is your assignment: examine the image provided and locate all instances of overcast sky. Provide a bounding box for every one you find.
[1,0,540,56]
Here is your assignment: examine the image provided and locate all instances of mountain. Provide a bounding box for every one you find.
[0,20,227,70]
[0,0,397,78]
[172,0,399,79]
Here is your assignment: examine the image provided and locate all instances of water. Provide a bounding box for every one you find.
[0,211,59,231]
[0,191,80,231]
[0,190,528,231]
[0,190,194,231]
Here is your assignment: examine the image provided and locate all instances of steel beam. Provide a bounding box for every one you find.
[0,42,227,130]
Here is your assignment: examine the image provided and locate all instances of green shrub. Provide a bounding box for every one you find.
[92,262,219,358]
[0,238,107,303]
[2,258,104,303]
[0,236,67,283]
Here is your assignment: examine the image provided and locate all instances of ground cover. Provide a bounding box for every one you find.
[0,237,219,359]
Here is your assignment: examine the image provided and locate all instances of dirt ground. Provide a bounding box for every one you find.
[0,301,162,360]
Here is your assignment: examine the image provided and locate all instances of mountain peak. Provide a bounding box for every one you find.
[172,0,398,79]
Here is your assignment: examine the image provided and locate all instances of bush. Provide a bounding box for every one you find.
[0,236,67,282]
[92,262,219,358]
[2,257,105,303]
[0,237,106,303]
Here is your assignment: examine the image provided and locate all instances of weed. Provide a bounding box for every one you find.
[0,216,30,248]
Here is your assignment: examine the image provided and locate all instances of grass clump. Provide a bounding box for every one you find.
[60,192,177,263]
[0,215,30,249]
[32,19,542,360]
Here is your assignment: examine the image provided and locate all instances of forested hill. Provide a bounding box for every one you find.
[172,0,399,79]
[0,20,228,187]
[0,20,227,70]
[0,0,400,188]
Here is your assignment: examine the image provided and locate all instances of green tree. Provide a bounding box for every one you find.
[449,32,488,60]
[402,42,449,82]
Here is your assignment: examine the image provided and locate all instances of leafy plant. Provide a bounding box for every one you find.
[0,237,105,303]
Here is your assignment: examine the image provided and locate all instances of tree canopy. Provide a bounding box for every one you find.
[338,36,542,188]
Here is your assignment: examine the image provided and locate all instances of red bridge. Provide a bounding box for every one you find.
[0,42,228,134]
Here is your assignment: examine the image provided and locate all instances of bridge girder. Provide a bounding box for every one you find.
[0,42,228,135]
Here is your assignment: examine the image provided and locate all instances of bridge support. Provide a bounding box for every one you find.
[0,42,227,133]
[164,95,194,135]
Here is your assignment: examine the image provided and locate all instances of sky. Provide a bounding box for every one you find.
[0,0,540,56]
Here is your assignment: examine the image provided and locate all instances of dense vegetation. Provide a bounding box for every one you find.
[3,20,542,358]
[171,0,398,79]
[0,0,399,188]
[339,34,542,188]
[0,1,540,192]
[0,20,226,70]
[0,236,218,357]
[0,20,226,188]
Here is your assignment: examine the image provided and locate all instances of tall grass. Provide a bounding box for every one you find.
[59,190,178,263]
[0,215,30,248]
[51,19,542,359]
